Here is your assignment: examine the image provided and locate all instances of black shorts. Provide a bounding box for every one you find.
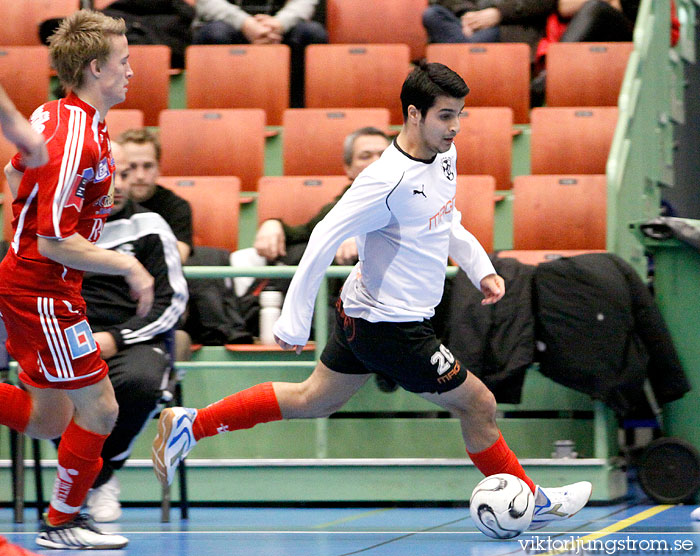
[320,299,467,394]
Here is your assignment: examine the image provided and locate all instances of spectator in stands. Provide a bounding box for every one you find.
[115,128,194,264]
[74,141,189,522]
[557,0,638,41]
[530,0,640,104]
[422,0,557,61]
[231,126,392,296]
[191,0,328,107]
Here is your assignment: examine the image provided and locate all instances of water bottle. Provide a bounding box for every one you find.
[259,290,283,345]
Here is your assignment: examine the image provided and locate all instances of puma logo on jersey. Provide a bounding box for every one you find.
[413,184,426,197]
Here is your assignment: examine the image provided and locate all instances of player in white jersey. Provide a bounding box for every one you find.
[153,62,592,529]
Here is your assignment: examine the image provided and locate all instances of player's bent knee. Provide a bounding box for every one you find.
[464,383,497,421]
[30,419,71,440]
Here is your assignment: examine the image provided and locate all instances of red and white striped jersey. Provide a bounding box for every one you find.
[0,93,115,298]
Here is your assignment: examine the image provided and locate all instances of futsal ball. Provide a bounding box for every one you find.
[470,473,534,539]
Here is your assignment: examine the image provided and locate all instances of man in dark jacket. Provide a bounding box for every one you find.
[423,0,557,61]
[116,128,194,263]
[74,142,189,522]
[192,0,328,107]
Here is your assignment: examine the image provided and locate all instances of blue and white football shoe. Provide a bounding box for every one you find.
[529,481,593,530]
[152,407,198,486]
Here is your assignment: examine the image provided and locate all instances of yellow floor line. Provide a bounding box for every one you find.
[312,507,396,529]
[535,505,674,556]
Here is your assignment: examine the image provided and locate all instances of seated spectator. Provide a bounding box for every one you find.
[422,0,557,62]
[191,0,328,107]
[557,0,638,41]
[115,128,194,264]
[530,0,640,105]
[40,1,195,69]
[231,126,392,296]
[70,142,189,522]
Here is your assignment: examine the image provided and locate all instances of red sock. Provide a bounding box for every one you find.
[0,383,32,433]
[193,382,282,441]
[467,432,536,493]
[47,420,108,526]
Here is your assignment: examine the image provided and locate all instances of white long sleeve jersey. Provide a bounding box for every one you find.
[273,140,496,347]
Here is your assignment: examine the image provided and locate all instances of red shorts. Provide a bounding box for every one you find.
[0,295,108,390]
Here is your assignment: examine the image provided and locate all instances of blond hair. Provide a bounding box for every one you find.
[116,128,161,162]
[48,9,126,90]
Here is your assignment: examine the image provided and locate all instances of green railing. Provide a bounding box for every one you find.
[607,0,688,276]
[182,265,459,359]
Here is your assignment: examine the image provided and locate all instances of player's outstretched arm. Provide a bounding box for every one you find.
[0,86,48,169]
[38,233,154,316]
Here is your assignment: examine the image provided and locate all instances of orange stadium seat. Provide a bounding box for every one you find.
[530,107,618,175]
[455,175,496,253]
[116,45,170,126]
[0,47,50,118]
[326,0,428,61]
[305,44,411,125]
[0,0,78,45]
[282,108,390,176]
[546,42,633,107]
[426,43,531,124]
[186,44,290,126]
[158,176,240,251]
[257,176,350,225]
[512,174,607,250]
[105,109,144,139]
[158,109,266,192]
[453,107,513,190]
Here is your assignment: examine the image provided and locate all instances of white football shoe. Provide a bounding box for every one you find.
[36,513,128,550]
[152,407,198,486]
[529,481,593,530]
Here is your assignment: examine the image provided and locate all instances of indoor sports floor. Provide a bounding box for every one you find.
[1,502,698,555]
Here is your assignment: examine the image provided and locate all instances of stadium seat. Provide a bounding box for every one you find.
[158,109,266,192]
[530,107,619,175]
[512,174,607,250]
[426,43,531,124]
[453,108,513,190]
[105,109,144,139]
[185,45,290,126]
[326,0,428,61]
[257,176,350,225]
[546,42,633,107]
[455,175,496,253]
[116,45,170,126]
[305,44,411,125]
[0,47,50,118]
[282,108,390,176]
[158,176,241,251]
[0,0,78,45]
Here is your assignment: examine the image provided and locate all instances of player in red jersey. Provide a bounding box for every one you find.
[0,84,49,556]
[0,10,152,550]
